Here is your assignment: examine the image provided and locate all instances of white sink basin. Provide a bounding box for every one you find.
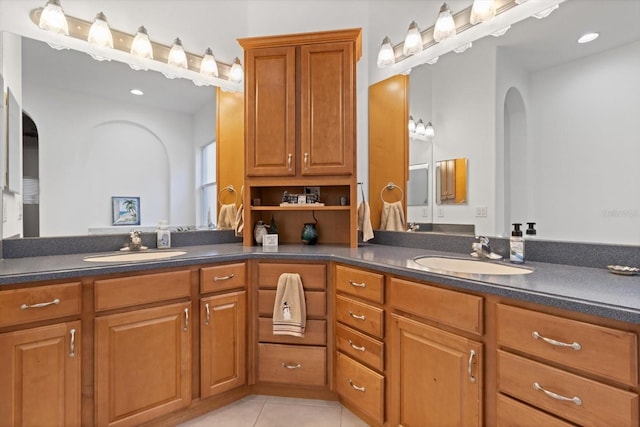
[84,251,187,262]
[413,256,532,275]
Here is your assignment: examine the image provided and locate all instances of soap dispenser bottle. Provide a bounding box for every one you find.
[510,223,525,264]
[156,221,171,249]
[526,222,537,239]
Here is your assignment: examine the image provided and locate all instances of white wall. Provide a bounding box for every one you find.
[193,94,217,227]
[528,40,640,245]
[23,82,197,236]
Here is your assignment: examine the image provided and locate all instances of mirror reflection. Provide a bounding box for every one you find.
[436,158,467,205]
[386,0,640,245]
[18,35,216,237]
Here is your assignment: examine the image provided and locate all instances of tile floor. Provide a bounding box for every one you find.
[178,395,370,427]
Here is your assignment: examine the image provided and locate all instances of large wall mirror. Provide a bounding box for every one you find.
[5,33,218,237]
[377,0,640,245]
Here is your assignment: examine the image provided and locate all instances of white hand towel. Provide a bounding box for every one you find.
[357,200,374,242]
[380,201,405,231]
[272,273,306,337]
[217,203,237,230]
[234,204,244,236]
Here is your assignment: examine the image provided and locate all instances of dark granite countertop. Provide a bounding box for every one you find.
[1,243,638,324]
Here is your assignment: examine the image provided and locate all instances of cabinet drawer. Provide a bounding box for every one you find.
[200,263,246,293]
[497,394,576,427]
[0,282,81,327]
[390,277,483,335]
[258,318,326,345]
[496,304,638,385]
[336,295,383,339]
[336,352,384,425]
[95,270,191,311]
[258,343,326,386]
[497,350,638,427]
[335,265,384,303]
[336,323,384,371]
[258,290,326,317]
[258,263,326,290]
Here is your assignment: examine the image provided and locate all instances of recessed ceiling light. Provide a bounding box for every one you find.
[130,88,144,96]
[578,32,599,44]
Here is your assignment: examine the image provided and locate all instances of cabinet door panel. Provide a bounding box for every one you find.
[201,292,246,398]
[390,314,482,427]
[95,302,191,427]
[300,42,354,176]
[246,46,296,176]
[0,321,80,427]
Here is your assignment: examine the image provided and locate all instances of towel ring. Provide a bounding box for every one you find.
[380,182,404,203]
[357,181,366,202]
[218,185,238,205]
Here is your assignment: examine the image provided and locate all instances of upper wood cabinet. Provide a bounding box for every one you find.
[240,28,361,178]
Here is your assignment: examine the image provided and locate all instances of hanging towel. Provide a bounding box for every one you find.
[217,203,237,230]
[380,201,405,231]
[357,200,374,242]
[234,203,244,236]
[272,273,306,337]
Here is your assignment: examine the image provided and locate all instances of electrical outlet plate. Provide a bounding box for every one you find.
[475,206,488,217]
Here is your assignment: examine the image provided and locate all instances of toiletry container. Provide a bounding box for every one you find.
[526,222,537,239]
[510,223,524,264]
[157,221,171,249]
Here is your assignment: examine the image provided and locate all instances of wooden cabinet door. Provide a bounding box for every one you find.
[200,291,246,398]
[0,321,81,427]
[245,46,296,177]
[300,41,355,176]
[390,314,482,427]
[95,302,191,427]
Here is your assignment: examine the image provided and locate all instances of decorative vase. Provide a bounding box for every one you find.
[301,222,318,245]
[254,220,268,245]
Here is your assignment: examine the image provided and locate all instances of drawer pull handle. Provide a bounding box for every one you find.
[348,311,366,321]
[348,339,366,352]
[282,362,301,369]
[303,152,309,169]
[348,379,366,392]
[20,298,60,310]
[69,328,76,358]
[287,153,293,171]
[214,274,235,282]
[468,349,476,383]
[184,308,189,331]
[348,280,367,288]
[532,331,581,351]
[205,303,210,326]
[533,382,582,406]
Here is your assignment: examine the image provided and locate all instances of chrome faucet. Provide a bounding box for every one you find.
[407,222,420,232]
[127,230,144,251]
[471,236,493,259]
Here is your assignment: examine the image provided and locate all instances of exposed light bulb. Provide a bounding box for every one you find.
[408,116,417,133]
[454,42,472,53]
[38,0,69,35]
[514,0,528,3]
[533,4,559,19]
[425,122,435,138]
[415,119,427,135]
[130,26,153,60]
[200,48,219,77]
[403,21,423,56]
[87,12,113,49]
[470,0,496,25]
[130,89,144,96]
[433,3,457,43]
[377,36,395,68]
[229,57,244,84]
[168,37,188,69]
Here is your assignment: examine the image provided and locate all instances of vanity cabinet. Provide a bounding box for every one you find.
[94,271,192,427]
[238,28,361,248]
[200,263,247,399]
[388,277,483,426]
[334,264,385,425]
[496,303,639,427]
[0,282,82,427]
[255,262,329,389]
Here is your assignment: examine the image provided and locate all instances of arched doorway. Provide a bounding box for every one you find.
[23,113,39,237]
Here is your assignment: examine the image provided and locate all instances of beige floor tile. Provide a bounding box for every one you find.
[177,400,264,427]
[265,395,341,407]
[255,402,342,427]
[341,407,371,427]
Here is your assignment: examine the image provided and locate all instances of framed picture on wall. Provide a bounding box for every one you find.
[112,196,140,226]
